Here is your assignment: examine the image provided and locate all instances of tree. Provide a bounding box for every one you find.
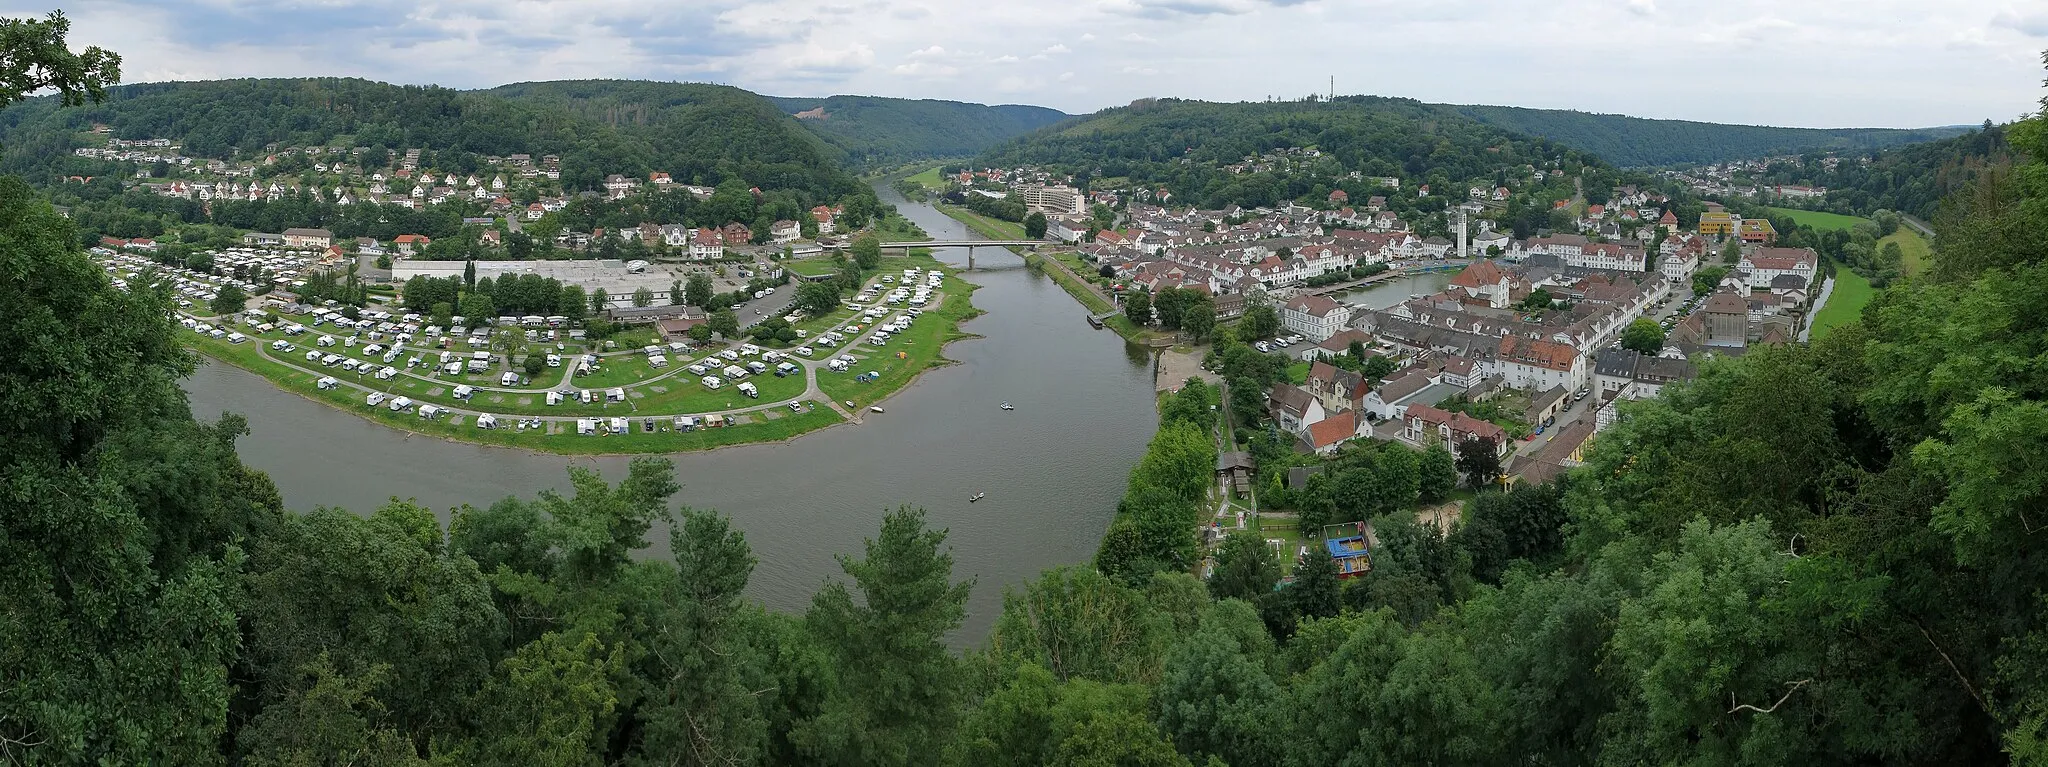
[795,281,840,315]
[588,287,608,315]
[1619,318,1666,354]
[0,11,121,109]
[1024,211,1048,240]
[631,286,654,308]
[669,279,684,305]
[707,308,739,338]
[795,508,972,765]
[0,175,258,762]
[851,234,882,270]
[1417,445,1457,504]
[1181,293,1216,342]
[374,253,392,269]
[559,284,586,322]
[209,282,247,316]
[1362,355,1397,382]
[1692,265,1729,295]
[462,258,476,289]
[1208,533,1279,602]
[458,291,494,323]
[1721,238,1742,263]
[1456,437,1502,490]
[1122,290,1151,326]
[522,354,545,378]
[1289,547,1341,621]
[1236,302,1279,342]
[635,509,767,765]
[686,272,714,307]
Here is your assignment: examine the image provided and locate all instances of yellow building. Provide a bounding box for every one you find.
[1698,211,1734,236]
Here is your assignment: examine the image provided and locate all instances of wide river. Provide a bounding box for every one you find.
[183,182,1162,640]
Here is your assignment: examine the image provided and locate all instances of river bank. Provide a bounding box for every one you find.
[182,252,983,455]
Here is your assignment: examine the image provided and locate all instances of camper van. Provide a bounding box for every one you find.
[444,361,463,375]
[474,413,497,429]
[418,404,442,419]
[340,359,360,372]
[376,366,398,380]
[722,365,748,380]
[366,393,386,407]
[321,353,342,366]
[315,376,338,390]
[736,382,759,398]
[701,376,723,390]
[546,391,564,406]
[389,397,415,413]
[577,418,598,435]
[452,384,474,399]
[500,372,520,386]
[546,354,562,367]
[606,388,626,402]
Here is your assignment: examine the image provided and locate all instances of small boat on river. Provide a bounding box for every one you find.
[1000,402,1014,410]
[870,406,884,413]
[970,492,985,502]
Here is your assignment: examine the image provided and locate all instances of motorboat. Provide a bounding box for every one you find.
[845,400,855,409]
[870,406,884,413]
[969,492,985,502]
[1000,402,1014,410]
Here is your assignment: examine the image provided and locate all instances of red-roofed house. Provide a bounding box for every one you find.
[1401,405,1511,457]
[811,205,838,235]
[393,234,431,255]
[1449,260,1514,308]
[1305,410,1364,455]
[1491,336,1585,392]
[1328,189,1349,204]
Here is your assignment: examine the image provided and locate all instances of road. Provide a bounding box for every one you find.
[1899,212,1936,240]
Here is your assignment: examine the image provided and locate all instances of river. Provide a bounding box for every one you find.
[1337,270,1455,310]
[182,182,1161,640]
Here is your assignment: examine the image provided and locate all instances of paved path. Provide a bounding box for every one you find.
[199,274,949,434]
[1799,273,1837,343]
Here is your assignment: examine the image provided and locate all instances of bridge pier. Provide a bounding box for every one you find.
[967,245,975,270]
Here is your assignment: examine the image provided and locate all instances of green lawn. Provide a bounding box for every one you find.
[1881,229,1931,276]
[905,165,946,191]
[818,281,980,408]
[938,204,1029,241]
[1769,207,1869,232]
[785,257,843,277]
[1810,267,1874,340]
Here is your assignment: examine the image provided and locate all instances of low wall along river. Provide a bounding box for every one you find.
[181,181,1162,640]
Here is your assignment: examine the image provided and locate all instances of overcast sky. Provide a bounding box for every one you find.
[14,0,2046,127]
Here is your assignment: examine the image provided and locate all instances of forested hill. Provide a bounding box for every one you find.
[766,95,1067,166]
[483,80,860,198]
[1445,104,1972,167]
[0,77,864,202]
[1771,123,2018,220]
[974,95,1603,210]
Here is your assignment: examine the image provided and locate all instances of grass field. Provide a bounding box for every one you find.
[1769,207,1869,232]
[905,166,946,191]
[1809,267,1874,340]
[938,204,1029,241]
[1881,229,1932,275]
[785,257,843,277]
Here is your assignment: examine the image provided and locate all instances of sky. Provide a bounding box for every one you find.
[12,0,2047,127]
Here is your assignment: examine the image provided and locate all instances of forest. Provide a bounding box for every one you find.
[975,95,1603,212]
[1753,123,2020,220]
[0,77,866,204]
[17,20,2048,766]
[1448,103,1970,167]
[766,95,1069,167]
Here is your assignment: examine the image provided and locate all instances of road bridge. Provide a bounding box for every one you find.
[825,239,1045,269]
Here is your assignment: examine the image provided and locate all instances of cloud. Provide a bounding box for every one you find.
[18,0,2036,130]
[1992,9,2048,37]
[1058,71,1075,82]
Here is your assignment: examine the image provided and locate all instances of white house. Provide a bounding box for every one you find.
[1279,294,1352,343]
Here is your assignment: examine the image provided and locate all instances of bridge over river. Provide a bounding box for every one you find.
[825,239,1044,269]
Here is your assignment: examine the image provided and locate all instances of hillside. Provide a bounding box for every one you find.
[767,95,1067,166]
[484,80,861,199]
[1445,104,1971,167]
[0,77,863,203]
[1788,124,2015,220]
[975,96,1602,212]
